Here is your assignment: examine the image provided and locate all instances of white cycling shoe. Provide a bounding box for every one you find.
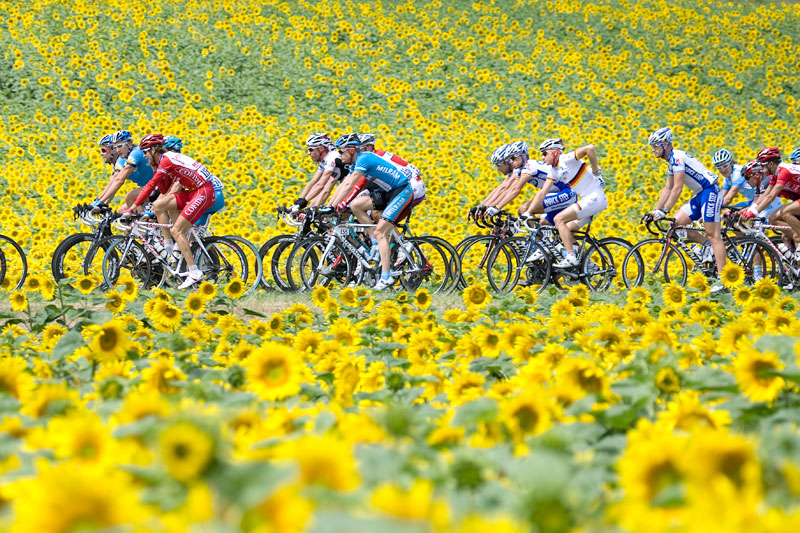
[374,277,395,290]
[178,270,204,289]
[553,254,579,269]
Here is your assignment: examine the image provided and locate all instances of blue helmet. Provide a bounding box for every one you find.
[648,127,672,145]
[164,136,183,152]
[334,133,361,149]
[111,130,132,144]
[490,144,509,166]
[98,134,114,147]
[790,148,800,164]
[507,140,529,158]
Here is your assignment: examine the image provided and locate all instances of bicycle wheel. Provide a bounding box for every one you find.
[259,235,294,291]
[580,242,616,292]
[51,233,95,282]
[729,236,783,286]
[297,236,352,289]
[102,237,153,289]
[0,235,27,291]
[392,237,451,293]
[458,235,500,288]
[0,247,6,289]
[622,239,688,287]
[194,237,249,287]
[421,236,461,294]
[224,235,263,295]
[598,237,636,291]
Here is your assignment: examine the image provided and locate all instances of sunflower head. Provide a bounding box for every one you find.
[224,279,244,299]
[720,263,744,289]
[197,281,217,299]
[74,275,96,295]
[9,291,28,312]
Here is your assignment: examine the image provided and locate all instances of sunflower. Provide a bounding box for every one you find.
[9,291,28,312]
[140,356,186,394]
[148,300,183,333]
[753,277,779,302]
[501,389,552,438]
[88,319,132,363]
[243,342,307,401]
[224,278,245,299]
[413,288,432,310]
[718,263,743,289]
[462,283,492,310]
[733,285,753,306]
[686,271,710,295]
[73,274,96,295]
[184,293,206,316]
[104,290,125,314]
[0,356,35,400]
[286,435,359,491]
[197,281,217,299]
[311,285,330,307]
[267,313,283,334]
[39,278,56,300]
[41,323,67,348]
[24,274,42,292]
[733,347,785,403]
[116,274,138,302]
[661,283,686,307]
[658,391,731,431]
[339,287,358,307]
[159,420,216,482]
[654,367,681,394]
[626,286,652,305]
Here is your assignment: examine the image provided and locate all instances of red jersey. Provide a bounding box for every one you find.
[133,152,218,207]
[768,163,800,200]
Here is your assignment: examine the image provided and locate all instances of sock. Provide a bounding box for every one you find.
[165,240,174,255]
[189,265,200,274]
[371,237,378,247]
[754,265,763,280]
[381,270,391,280]
[566,251,576,260]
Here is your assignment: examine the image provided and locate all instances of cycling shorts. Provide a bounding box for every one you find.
[576,188,608,223]
[175,183,216,224]
[542,189,578,224]
[381,184,414,225]
[680,185,722,223]
[195,187,225,226]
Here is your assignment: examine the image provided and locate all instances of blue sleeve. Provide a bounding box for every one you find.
[114,157,127,173]
[730,167,745,188]
[721,176,731,192]
[352,152,374,176]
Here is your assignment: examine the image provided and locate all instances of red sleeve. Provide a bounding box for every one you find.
[133,171,166,206]
[776,167,790,186]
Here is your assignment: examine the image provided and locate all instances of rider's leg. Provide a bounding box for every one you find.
[123,187,143,211]
[153,194,177,251]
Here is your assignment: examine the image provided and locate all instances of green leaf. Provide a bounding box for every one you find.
[112,415,160,439]
[682,366,738,392]
[51,329,84,361]
[208,461,291,508]
[453,398,499,427]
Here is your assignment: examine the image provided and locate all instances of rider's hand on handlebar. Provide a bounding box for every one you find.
[651,209,666,221]
[641,212,653,224]
[740,207,757,221]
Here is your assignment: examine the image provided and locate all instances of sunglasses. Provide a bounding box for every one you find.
[101,147,111,153]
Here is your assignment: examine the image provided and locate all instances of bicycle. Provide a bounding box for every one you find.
[0,232,28,291]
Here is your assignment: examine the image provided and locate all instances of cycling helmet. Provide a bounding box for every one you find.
[359,133,376,146]
[648,127,672,145]
[306,133,331,149]
[490,144,509,166]
[741,160,762,179]
[712,148,733,166]
[111,130,132,144]
[790,148,800,163]
[756,147,781,163]
[139,133,166,151]
[98,134,114,147]
[334,133,361,149]
[507,140,529,158]
[164,136,183,152]
[539,138,564,153]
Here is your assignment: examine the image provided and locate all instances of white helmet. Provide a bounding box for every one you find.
[359,133,376,146]
[507,140,529,158]
[490,144,509,166]
[406,164,421,179]
[648,127,672,145]
[712,149,733,166]
[539,138,564,153]
[306,133,331,149]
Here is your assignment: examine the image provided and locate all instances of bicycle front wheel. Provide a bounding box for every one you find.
[102,237,153,289]
[0,235,27,291]
[297,236,352,289]
[622,238,688,287]
[224,235,263,295]
[194,237,249,287]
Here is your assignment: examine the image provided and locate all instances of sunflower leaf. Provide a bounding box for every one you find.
[50,329,84,361]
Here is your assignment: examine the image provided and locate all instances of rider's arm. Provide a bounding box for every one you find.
[131,175,162,208]
[523,178,555,216]
[722,185,740,207]
[310,174,340,207]
[305,170,334,206]
[299,169,324,200]
[329,171,363,207]
[495,174,531,208]
[656,172,684,212]
[574,144,600,174]
[97,164,134,204]
[749,182,782,214]
[482,174,515,207]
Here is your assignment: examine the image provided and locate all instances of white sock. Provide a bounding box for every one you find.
[189,265,200,274]
[165,241,174,255]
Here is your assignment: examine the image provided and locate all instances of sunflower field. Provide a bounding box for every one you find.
[3,0,800,531]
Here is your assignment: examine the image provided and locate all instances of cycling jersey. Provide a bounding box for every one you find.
[768,163,800,201]
[520,159,570,191]
[155,152,219,191]
[373,148,408,168]
[352,152,409,191]
[667,149,717,192]
[115,146,154,187]
[722,164,752,199]
[547,151,604,196]
[318,149,348,182]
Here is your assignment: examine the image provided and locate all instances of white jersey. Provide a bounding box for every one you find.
[667,149,717,193]
[547,151,604,196]
[317,149,348,182]
[519,159,553,189]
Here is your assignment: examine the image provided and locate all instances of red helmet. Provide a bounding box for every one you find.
[139,133,166,151]
[741,160,762,179]
[756,147,781,163]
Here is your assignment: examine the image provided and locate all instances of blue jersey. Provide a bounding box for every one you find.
[520,159,570,192]
[352,152,409,191]
[115,146,154,187]
[722,164,756,203]
[668,149,717,193]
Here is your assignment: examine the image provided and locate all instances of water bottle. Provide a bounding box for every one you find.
[152,236,165,257]
[690,243,702,258]
[555,243,566,259]
[778,243,793,259]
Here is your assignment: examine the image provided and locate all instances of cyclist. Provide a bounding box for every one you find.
[329,133,413,290]
[791,148,800,165]
[290,133,347,212]
[126,133,222,289]
[95,130,154,209]
[359,133,376,153]
[741,148,800,260]
[161,135,224,228]
[525,138,607,269]
[99,134,116,167]
[644,127,726,291]
[714,149,749,208]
